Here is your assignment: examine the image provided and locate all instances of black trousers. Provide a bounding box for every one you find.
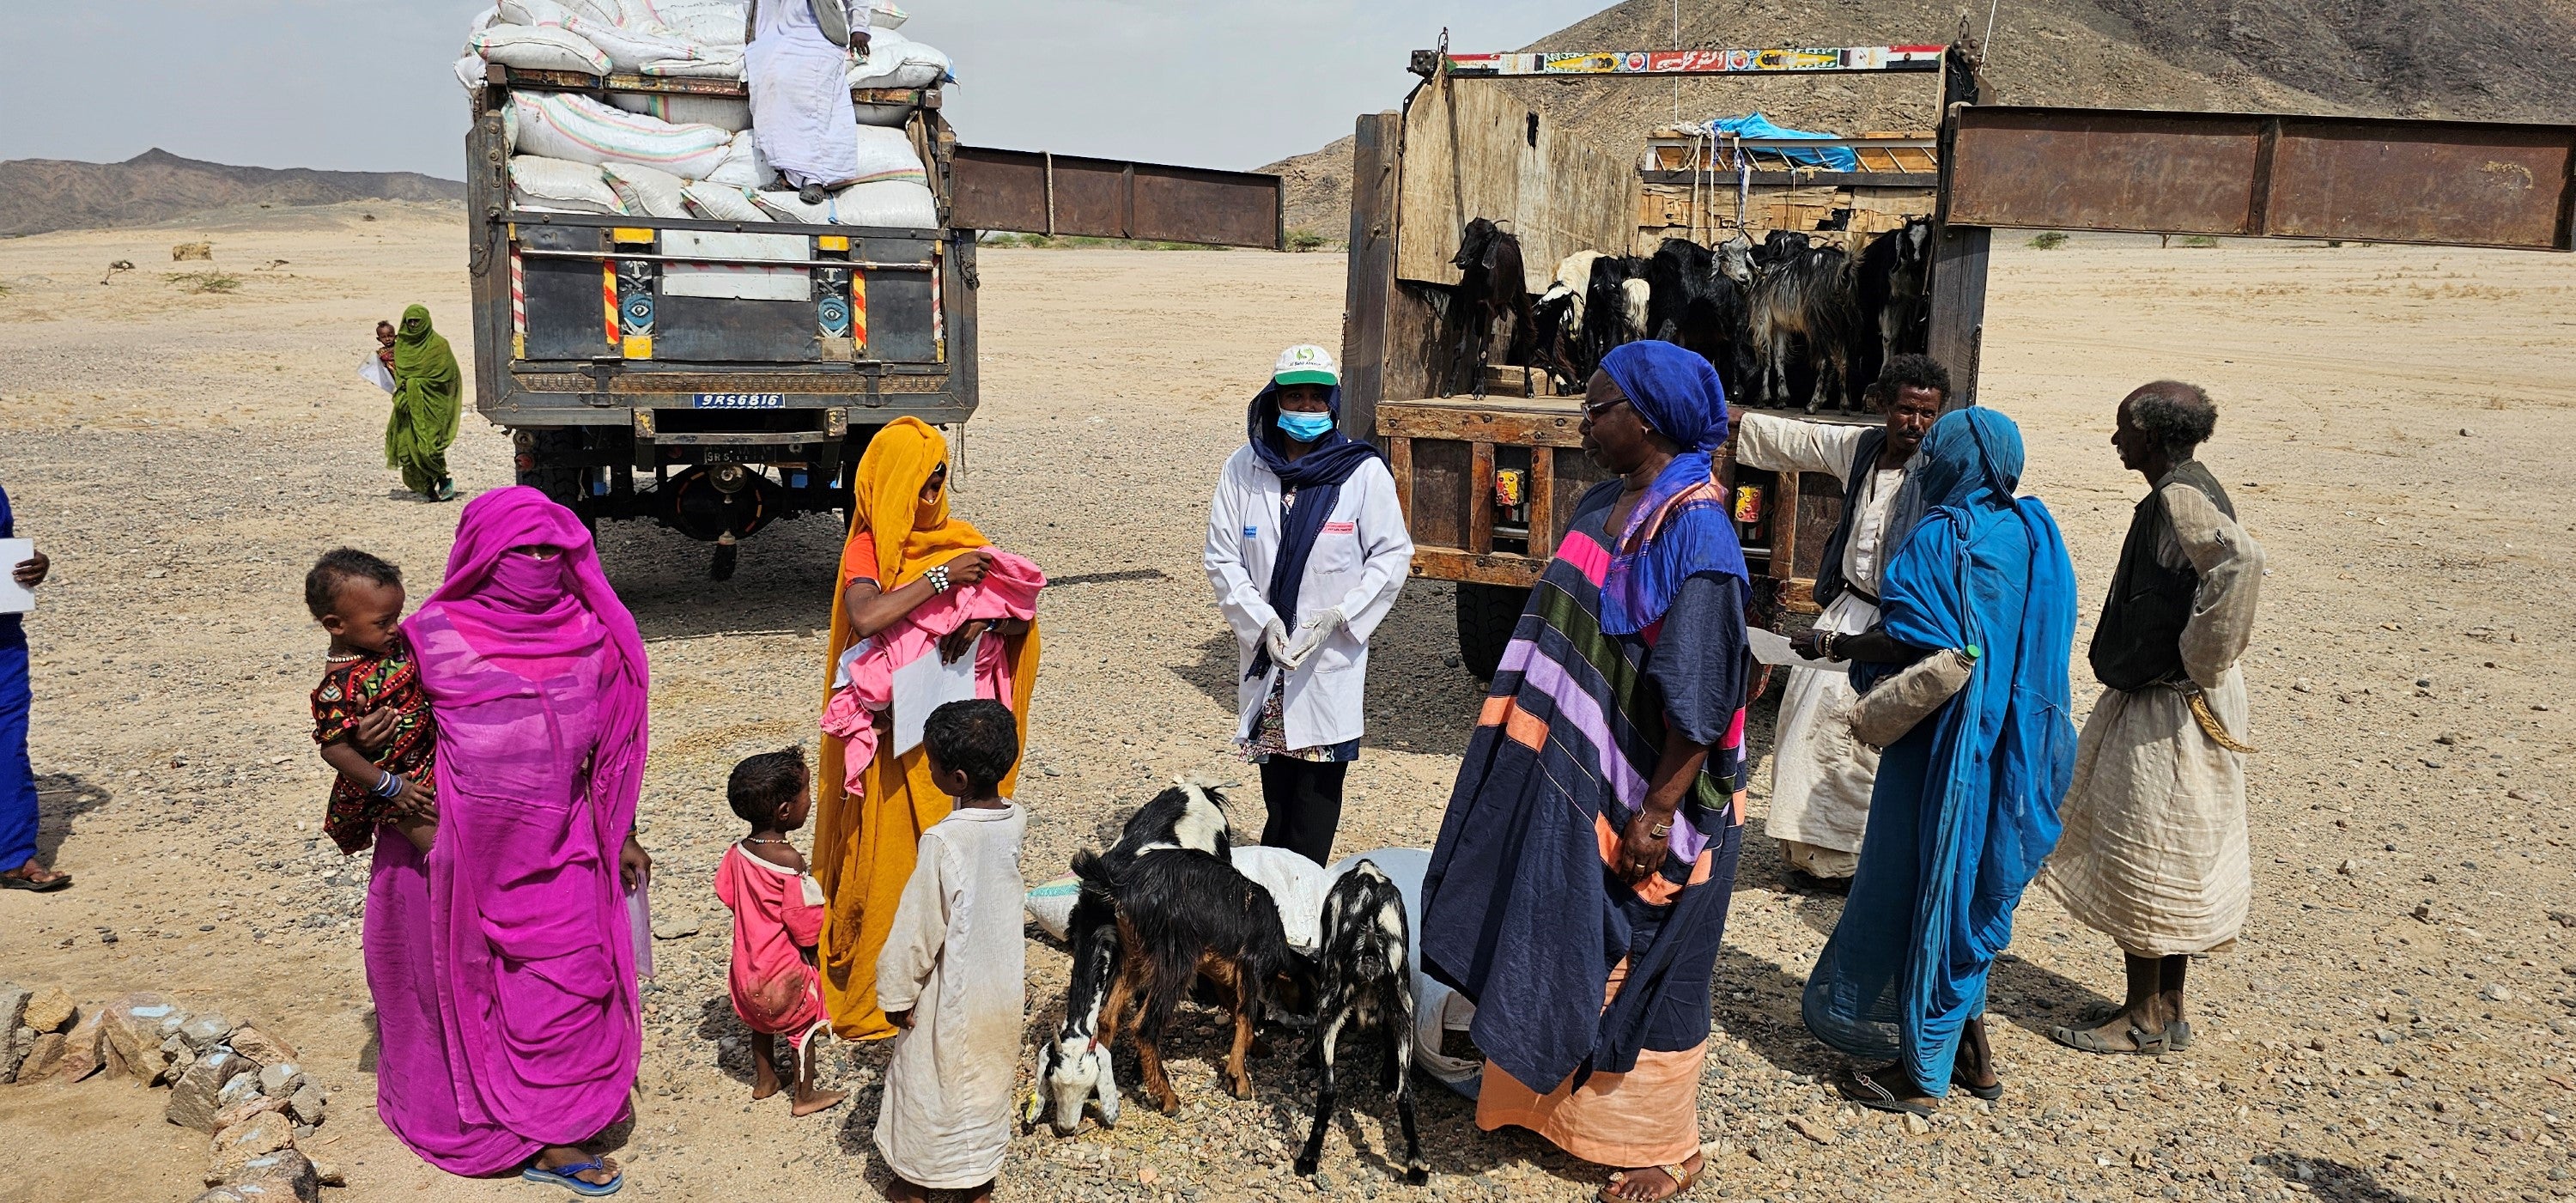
[1258,758,1349,866]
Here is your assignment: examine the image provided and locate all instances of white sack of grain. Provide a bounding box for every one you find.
[473,22,614,76]
[682,180,773,222]
[603,162,696,219]
[848,29,951,89]
[509,91,737,179]
[511,155,629,214]
[754,179,936,228]
[701,131,773,189]
[609,92,754,132]
[849,125,927,185]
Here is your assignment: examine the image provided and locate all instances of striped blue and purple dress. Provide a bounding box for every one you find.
[1421,478,1748,1168]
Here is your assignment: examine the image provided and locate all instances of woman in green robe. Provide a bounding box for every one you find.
[387,305,462,501]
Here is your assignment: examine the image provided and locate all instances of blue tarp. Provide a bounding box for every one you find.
[1708,112,1859,172]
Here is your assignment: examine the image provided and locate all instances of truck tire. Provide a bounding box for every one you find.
[516,428,585,509]
[1455,582,1529,682]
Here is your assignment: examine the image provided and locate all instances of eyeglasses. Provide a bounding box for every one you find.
[1581,395,1631,419]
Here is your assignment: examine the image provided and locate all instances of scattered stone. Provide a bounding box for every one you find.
[54,1006,108,1083]
[2479,984,2510,1003]
[287,1082,325,1127]
[169,1048,261,1132]
[225,1025,298,1068]
[651,912,704,940]
[18,1031,67,1080]
[100,992,182,1076]
[258,1060,305,1098]
[1139,1167,1159,1187]
[2336,860,2358,876]
[1785,1115,1838,1145]
[3,1024,29,1085]
[22,986,75,1034]
[212,1091,290,1131]
[2550,911,2576,929]
[2289,677,2315,693]
[0,986,28,1037]
[225,1149,320,1203]
[217,1072,264,1113]
[1904,1111,1934,1135]
[309,1156,346,1188]
[206,1112,295,1185]
[179,1012,234,1051]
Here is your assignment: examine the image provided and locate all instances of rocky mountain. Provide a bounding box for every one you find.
[0,149,463,238]
[1267,0,2576,243]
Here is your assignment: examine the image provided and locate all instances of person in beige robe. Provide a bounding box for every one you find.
[2042,381,2263,1056]
[1734,356,1946,887]
[876,701,1028,1202]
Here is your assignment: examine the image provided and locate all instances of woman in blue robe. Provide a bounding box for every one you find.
[1793,408,2077,1114]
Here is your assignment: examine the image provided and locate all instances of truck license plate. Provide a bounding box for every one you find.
[692,392,786,410]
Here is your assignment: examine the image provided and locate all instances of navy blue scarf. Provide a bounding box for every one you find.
[1245,382,1381,680]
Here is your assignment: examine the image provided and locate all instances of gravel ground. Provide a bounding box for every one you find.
[0,208,2570,1202]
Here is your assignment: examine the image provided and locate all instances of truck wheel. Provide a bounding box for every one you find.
[1455,582,1529,682]
[515,428,585,509]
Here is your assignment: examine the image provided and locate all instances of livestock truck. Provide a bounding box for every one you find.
[1340,39,1976,677]
[462,64,1285,577]
[1340,34,2573,678]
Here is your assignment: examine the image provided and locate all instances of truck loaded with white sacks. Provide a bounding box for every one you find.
[457,0,1285,576]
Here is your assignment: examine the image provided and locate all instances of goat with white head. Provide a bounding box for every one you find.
[1029,776,1233,1136]
[1295,860,1428,1184]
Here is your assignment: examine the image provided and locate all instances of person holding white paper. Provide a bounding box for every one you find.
[1744,355,1946,891]
[0,481,63,892]
[813,417,1042,1042]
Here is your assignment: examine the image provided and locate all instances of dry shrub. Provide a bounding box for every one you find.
[168,271,241,295]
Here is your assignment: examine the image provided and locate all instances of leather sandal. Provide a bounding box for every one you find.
[2047,1019,2190,1056]
[1599,1152,1704,1203]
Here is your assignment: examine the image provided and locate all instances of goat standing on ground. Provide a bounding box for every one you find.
[1446,218,1534,398]
[1295,861,1427,1185]
[1081,846,1307,1115]
[1030,780,1233,1136]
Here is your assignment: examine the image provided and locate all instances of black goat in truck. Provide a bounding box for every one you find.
[1444,217,1534,398]
[1645,238,1750,399]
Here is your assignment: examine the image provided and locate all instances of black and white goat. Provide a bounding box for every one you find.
[1747,244,1859,413]
[1083,845,1309,1114]
[1029,780,1232,1136]
[1294,861,1427,1185]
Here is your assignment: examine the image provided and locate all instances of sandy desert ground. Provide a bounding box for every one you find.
[0,204,2570,1203]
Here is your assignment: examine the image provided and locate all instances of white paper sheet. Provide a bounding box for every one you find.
[0,541,32,616]
[1747,625,1839,672]
[890,635,979,757]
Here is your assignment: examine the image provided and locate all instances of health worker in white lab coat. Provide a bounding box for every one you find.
[1204,345,1413,866]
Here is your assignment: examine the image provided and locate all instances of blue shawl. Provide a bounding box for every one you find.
[1595,342,1748,635]
[1245,381,1381,679]
[1801,408,2078,1093]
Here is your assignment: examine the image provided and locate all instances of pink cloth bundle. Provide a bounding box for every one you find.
[819,548,1044,795]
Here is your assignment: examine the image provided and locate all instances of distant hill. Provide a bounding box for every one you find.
[0,149,464,238]
[1272,0,2576,244]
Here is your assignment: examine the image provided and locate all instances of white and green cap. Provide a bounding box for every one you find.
[1272,343,1340,387]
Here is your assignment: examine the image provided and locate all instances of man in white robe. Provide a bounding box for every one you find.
[2043,380,2263,1056]
[1737,355,1946,889]
[746,0,868,203]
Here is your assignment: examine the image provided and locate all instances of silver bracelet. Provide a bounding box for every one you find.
[925,564,951,594]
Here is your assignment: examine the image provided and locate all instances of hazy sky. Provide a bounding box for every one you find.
[1,1,1599,178]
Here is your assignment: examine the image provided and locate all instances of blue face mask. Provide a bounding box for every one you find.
[1276,410,1335,443]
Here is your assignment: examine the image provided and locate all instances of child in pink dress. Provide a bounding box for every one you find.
[714,747,846,1116]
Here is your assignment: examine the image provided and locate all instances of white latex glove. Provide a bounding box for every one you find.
[1261,618,1297,669]
[1283,607,1347,667]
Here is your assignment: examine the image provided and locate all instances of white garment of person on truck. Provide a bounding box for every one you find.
[1733,413,1908,879]
[745,0,868,191]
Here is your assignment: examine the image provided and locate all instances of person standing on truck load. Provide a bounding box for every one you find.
[1741,355,1947,890]
[1419,342,1750,1203]
[1204,344,1413,866]
[1795,408,2076,1119]
[372,488,653,1194]
[2040,382,2262,1057]
[386,305,461,502]
[0,481,65,892]
[746,0,871,206]
[814,416,1042,1041]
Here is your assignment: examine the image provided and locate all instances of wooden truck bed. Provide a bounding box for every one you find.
[1378,387,1874,616]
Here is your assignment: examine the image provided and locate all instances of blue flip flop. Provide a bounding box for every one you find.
[521,1157,623,1196]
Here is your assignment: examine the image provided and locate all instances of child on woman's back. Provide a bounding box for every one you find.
[305,549,437,856]
[877,699,1028,1203]
[714,746,845,1116]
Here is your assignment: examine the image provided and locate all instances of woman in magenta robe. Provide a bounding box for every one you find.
[367,486,652,1194]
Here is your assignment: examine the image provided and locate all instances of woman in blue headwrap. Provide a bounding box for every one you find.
[1204,345,1413,865]
[1419,343,1750,1203]
[1794,407,2078,1116]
